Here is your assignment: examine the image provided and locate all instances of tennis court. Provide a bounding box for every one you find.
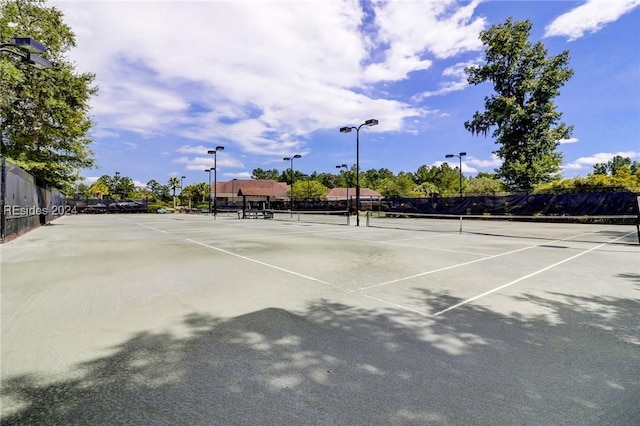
[2,213,638,424]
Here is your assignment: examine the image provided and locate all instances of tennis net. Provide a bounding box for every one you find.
[365,212,639,245]
[271,210,351,226]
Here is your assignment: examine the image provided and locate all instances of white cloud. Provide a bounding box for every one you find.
[545,0,640,41]
[174,155,244,172]
[563,150,640,170]
[364,0,485,82]
[413,59,480,101]
[52,0,486,157]
[558,137,579,144]
[177,145,223,155]
[467,154,501,168]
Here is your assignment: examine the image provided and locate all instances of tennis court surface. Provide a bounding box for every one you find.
[2,213,638,424]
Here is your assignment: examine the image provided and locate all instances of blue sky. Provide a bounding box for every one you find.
[51,0,640,188]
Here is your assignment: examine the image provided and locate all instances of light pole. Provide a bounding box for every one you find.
[445,152,467,197]
[179,175,186,207]
[283,154,301,217]
[207,146,224,218]
[204,168,212,215]
[114,172,120,200]
[0,37,51,69]
[231,178,237,207]
[336,164,349,212]
[340,119,378,226]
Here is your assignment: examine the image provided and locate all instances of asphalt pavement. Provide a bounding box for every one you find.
[1,213,638,424]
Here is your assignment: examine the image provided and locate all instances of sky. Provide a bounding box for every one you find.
[49,0,640,188]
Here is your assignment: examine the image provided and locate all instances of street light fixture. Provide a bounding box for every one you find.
[336,164,349,212]
[283,154,302,217]
[204,168,212,215]
[1,37,51,69]
[445,152,467,197]
[207,146,224,218]
[340,118,378,226]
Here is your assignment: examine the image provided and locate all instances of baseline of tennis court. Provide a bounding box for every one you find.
[1,213,638,424]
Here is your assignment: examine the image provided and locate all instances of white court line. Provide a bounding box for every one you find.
[358,229,610,291]
[318,231,492,257]
[135,223,167,233]
[382,233,460,243]
[431,231,635,317]
[187,238,344,291]
[378,239,493,257]
[189,228,345,241]
[362,294,432,317]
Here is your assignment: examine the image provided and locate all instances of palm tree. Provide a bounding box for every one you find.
[168,176,180,208]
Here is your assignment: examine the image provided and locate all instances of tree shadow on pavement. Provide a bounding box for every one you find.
[2,290,638,425]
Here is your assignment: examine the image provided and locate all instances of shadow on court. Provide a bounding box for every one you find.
[2,290,638,424]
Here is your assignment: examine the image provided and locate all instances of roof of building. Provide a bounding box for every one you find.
[215,179,290,198]
[325,188,383,200]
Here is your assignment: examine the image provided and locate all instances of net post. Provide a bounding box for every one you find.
[636,196,640,245]
[346,211,350,226]
[459,216,463,234]
[366,210,370,227]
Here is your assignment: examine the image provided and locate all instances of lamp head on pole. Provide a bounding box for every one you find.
[10,37,46,53]
[1,38,52,69]
[293,154,301,159]
[460,152,467,157]
[445,154,454,159]
[339,127,352,133]
[364,119,378,127]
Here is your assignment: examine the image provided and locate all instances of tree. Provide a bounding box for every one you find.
[291,179,328,200]
[316,172,340,189]
[251,168,279,180]
[465,176,506,195]
[377,174,416,198]
[592,155,639,176]
[168,176,180,207]
[87,181,108,199]
[413,165,433,185]
[180,182,209,207]
[464,18,573,191]
[1,0,97,191]
[146,179,170,202]
[415,182,440,197]
[114,176,135,199]
[75,182,89,197]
